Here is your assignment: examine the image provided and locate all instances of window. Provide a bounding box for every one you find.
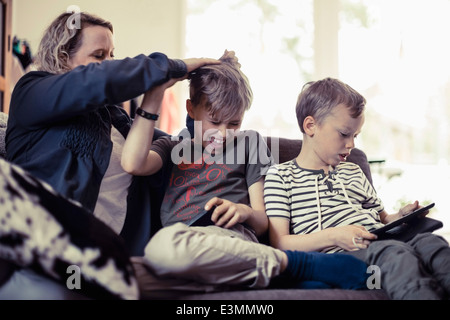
[185,0,314,139]
[185,0,450,238]
[339,0,450,166]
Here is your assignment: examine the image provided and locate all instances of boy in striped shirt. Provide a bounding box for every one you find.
[264,78,450,299]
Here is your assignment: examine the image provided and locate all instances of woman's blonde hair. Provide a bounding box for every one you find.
[34,11,113,74]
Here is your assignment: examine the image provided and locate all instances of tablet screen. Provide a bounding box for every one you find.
[190,206,216,227]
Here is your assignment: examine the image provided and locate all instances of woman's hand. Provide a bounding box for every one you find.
[139,57,220,114]
[331,225,377,251]
[182,57,221,74]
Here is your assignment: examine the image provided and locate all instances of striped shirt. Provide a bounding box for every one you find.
[264,160,384,253]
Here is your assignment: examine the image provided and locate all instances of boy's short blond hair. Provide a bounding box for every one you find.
[188,50,253,121]
[296,77,366,133]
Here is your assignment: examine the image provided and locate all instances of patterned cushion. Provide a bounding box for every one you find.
[0,158,139,299]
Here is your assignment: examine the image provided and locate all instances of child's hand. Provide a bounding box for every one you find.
[332,225,377,251]
[204,197,251,229]
[398,200,421,217]
[140,78,179,114]
[383,200,426,224]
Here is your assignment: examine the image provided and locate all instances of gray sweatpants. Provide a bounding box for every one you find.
[347,232,450,300]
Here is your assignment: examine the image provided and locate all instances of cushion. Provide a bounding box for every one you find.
[0,158,139,300]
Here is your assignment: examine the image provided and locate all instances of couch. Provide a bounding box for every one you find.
[0,111,389,300]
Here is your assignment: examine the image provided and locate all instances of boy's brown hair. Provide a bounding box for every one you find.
[188,50,253,122]
[296,77,366,133]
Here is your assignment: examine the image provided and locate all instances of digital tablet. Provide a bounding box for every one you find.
[371,203,439,241]
[190,205,217,227]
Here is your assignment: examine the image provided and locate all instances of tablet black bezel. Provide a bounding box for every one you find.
[371,202,435,236]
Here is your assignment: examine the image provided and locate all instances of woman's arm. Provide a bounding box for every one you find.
[121,57,221,176]
[10,53,186,128]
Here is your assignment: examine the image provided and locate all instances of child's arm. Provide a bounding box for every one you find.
[379,200,429,224]
[122,57,221,175]
[121,82,168,175]
[204,178,268,236]
[264,168,375,252]
[269,217,375,252]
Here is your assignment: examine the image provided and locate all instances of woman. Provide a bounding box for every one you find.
[5,11,218,255]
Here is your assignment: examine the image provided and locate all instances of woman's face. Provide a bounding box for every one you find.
[68,25,115,69]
